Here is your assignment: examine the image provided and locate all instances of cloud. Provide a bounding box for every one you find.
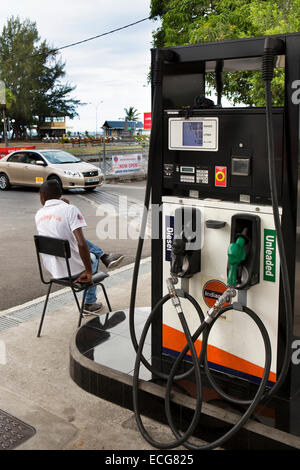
[0,0,157,131]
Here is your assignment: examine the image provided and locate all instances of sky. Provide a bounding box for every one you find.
[0,0,157,133]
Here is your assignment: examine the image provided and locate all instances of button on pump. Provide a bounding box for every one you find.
[216,171,225,182]
[215,166,227,187]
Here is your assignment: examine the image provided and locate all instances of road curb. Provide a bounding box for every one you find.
[0,257,151,318]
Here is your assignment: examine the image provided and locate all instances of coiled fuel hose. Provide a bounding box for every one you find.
[129,39,293,449]
[133,294,271,450]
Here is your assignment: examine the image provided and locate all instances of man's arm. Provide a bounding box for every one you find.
[73,227,92,283]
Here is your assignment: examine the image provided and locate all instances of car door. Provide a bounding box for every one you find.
[5,152,28,185]
[24,152,48,186]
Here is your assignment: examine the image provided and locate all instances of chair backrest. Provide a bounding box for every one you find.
[34,235,71,258]
[34,235,72,284]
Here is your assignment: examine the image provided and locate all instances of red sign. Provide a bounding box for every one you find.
[144,112,152,130]
[215,166,227,187]
[0,146,35,159]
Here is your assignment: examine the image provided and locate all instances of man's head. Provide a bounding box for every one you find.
[39,180,62,205]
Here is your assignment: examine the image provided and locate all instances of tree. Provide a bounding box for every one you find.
[150,0,300,106]
[0,16,81,139]
[124,107,140,121]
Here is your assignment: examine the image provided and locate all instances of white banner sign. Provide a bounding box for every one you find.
[111,154,143,175]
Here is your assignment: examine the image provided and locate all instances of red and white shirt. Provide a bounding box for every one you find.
[35,199,87,278]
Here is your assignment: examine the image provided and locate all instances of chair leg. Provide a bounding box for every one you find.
[70,285,82,314]
[78,289,88,328]
[99,283,112,312]
[69,285,85,328]
[37,282,52,337]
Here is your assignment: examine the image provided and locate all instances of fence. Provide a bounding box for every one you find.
[97,152,149,180]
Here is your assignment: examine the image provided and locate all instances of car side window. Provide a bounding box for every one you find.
[27,153,45,165]
[7,152,27,163]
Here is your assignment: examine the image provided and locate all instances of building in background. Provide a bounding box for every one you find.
[39,117,68,138]
[102,120,144,138]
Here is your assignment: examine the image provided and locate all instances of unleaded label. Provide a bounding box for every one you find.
[264,229,276,282]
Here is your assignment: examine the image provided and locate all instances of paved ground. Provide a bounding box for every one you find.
[0,182,150,310]
[0,261,187,452]
[0,179,181,453]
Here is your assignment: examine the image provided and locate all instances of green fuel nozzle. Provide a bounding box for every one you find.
[227,236,246,287]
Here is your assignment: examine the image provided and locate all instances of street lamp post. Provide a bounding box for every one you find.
[102,124,107,180]
[89,100,103,138]
[7,118,15,139]
[89,100,104,177]
[1,116,16,147]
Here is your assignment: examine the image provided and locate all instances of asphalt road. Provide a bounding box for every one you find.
[0,181,150,311]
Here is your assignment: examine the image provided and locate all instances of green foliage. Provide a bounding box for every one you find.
[135,134,150,147]
[0,16,81,139]
[3,88,16,110]
[150,0,300,105]
[124,106,140,121]
[58,136,71,144]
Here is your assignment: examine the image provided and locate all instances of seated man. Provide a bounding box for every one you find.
[35,180,124,314]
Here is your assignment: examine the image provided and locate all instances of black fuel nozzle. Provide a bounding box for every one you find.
[170,207,201,279]
[170,236,187,277]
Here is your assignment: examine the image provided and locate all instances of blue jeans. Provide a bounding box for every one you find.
[84,240,104,305]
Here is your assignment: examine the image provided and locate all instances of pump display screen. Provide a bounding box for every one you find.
[168,117,218,151]
[182,122,203,147]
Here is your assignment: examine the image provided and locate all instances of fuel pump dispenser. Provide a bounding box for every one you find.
[129,33,300,449]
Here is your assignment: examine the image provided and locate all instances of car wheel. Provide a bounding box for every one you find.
[48,175,63,190]
[0,173,11,190]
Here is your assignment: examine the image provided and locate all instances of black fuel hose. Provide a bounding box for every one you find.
[128,56,160,374]
[132,292,206,449]
[133,296,271,450]
[133,289,206,381]
[260,60,293,400]
[163,304,271,450]
[128,50,202,383]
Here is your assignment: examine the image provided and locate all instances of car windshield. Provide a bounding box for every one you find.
[40,150,81,164]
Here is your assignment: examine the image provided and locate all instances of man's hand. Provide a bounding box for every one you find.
[61,197,70,204]
[75,270,93,284]
[73,227,93,282]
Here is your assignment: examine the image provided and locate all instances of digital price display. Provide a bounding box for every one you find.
[182,121,203,147]
[168,117,218,151]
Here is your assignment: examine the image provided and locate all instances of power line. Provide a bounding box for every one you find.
[52,1,192,54]
[16,0,195,63]
[12,0,195,62]
[56,16,150,53]
[15,15,151,64]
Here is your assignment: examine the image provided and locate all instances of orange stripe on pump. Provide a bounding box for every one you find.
[163,324,276,383]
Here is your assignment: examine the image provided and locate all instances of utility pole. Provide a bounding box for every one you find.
[103,126,106,179]
[0,81,7,147]
[2,108,8,147]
